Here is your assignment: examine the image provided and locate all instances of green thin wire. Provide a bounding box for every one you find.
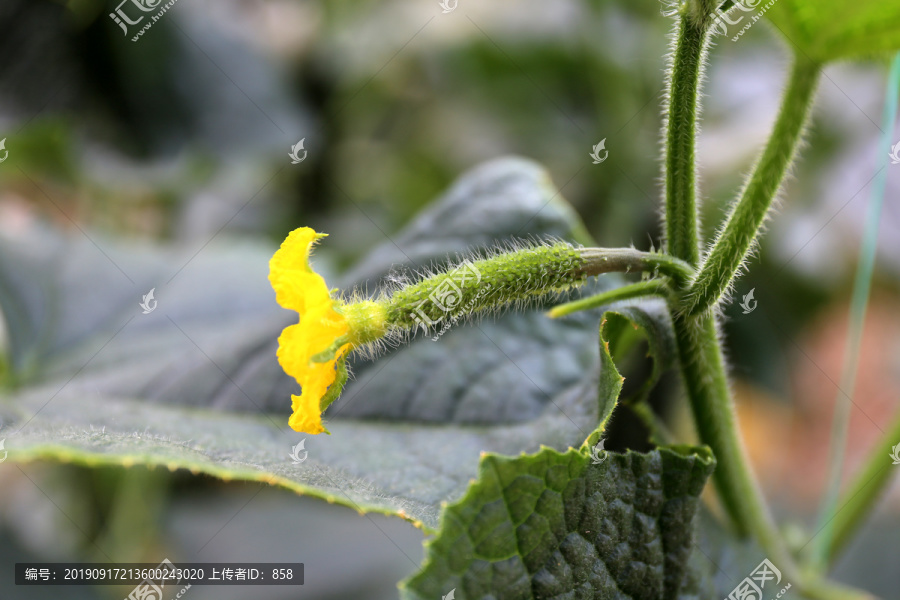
[813,52,900,567]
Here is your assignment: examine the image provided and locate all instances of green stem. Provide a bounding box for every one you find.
[682,56,821,315]
[812,51,900,568]
[579,248,694,286]
[664,11,710,265]
[662,5,794,571]
[547,280,670,319]
[822,411,900,565]
[630,401,676,447]
[672,313,799,579]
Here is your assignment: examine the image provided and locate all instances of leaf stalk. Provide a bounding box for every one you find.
[683,56,821,315]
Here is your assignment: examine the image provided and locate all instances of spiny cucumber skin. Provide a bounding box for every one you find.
[385,243,585,330]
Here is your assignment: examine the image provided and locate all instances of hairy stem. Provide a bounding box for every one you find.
[663,3,788,561]
[683,56,821,315]
[579,248,694,286]
[548,280,671,319]
[385,244,689,332]
[663,11,711,265]
[672,313,798,579]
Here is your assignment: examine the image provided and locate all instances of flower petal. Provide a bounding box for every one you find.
[287,348,350,435]
[269,227,328,313]
[271,227,374,434]
[277,304,348,376]
[288,394,327,435]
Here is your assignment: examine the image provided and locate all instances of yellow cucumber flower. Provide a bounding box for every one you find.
[269,229,613,434]
[269,227,386,434]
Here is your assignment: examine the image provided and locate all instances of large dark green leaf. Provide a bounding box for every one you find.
[400,445,716,599]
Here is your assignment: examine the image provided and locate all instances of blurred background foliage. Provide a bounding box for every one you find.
[0,0,898,598]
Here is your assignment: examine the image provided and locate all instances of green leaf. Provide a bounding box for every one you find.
[399,445,716,599]
[765,0,900,62]
[0,158,637,532]
[0,390,596,531]
[602,301,677,405]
